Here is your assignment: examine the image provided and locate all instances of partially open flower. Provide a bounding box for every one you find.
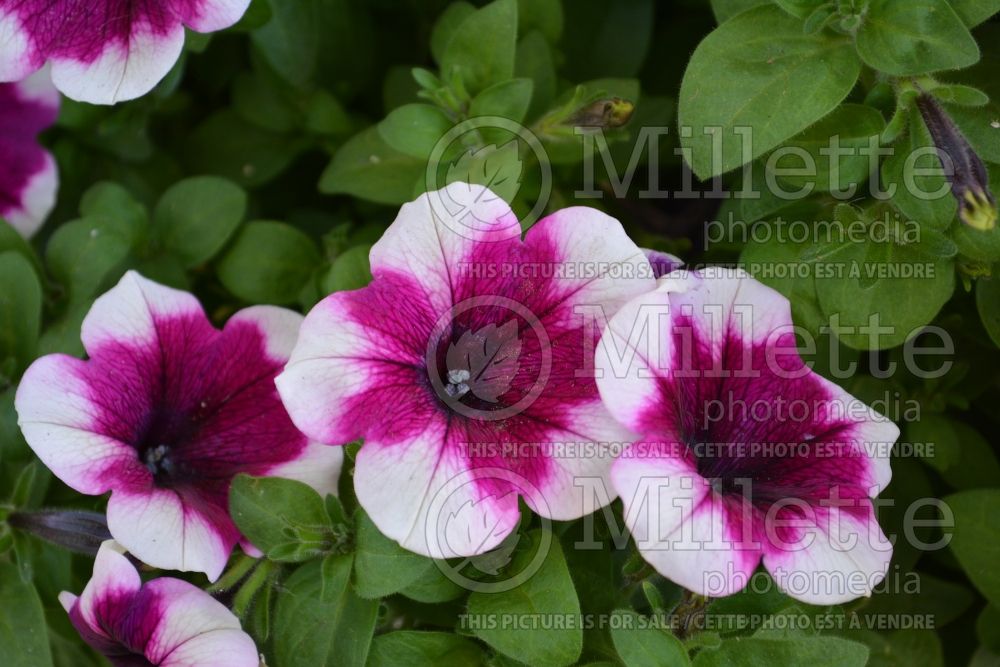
[60,541,259,667]
[597,268,898,604]
[0,1,251,104]
[16,272,342,580]
[0,69,58,237]
[277,184,655,558]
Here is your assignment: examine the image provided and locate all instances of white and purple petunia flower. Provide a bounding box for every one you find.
[596,268,899,605]
[60,541,259,667]
[277,184,656,558]
[0,0,251,104]
[0,68,58,237]
[15,271,342,581]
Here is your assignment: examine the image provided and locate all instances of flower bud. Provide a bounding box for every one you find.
[566,97,635,129]
[7,510,112,556]
[916,94,997,231]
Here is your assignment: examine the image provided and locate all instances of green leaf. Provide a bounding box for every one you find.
[693,636,868,667]
[773,0,827,18]
[217,221,322,305]
[274,556,378,667]
[444,140,523,205]
[0,252,42,378]
[930,84,990,107]
[515,32,557,121]
[152,177,246,268]
[814,236,955,350]
[353,510,437,599]
[855,0,979,76]
[368,631,485,667]
[948,0,1000,27]
[854,629,944,667]
[904,414,961,472]
[518,0,563,43]
[378,104,453,159]
[78,181,148,233]
[46,216,131,306]
[0,563,53,667]
[321,244,373,294]
[431,2,477,65]
[185,110,304,188]
[229,474,334,562]
[469,78,534,123]
[771,104,886,193]
[610,610,690,667]
[441,0,518,95]
[467,530,582,667]
[977,274,1000,347]
[945,489,1000,607]
[709,0,768,23]
[939,422,1000,490]
[397,564,466,603]
[678,5,861,179]
[319,127,424,205]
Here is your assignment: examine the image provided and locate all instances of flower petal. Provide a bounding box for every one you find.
[144,578,246,662]
[762,503,893,605]
[160,628,260,667]
[81,271,209,354]
[612,444,762,597]
[106,488,235,582]
[75,541,142,633]
[369,182,522,314]
[0,70,59,237]
[277,279,440,447]
[354,418,522,558]
[0,1,251,104]
[16,354,140,495]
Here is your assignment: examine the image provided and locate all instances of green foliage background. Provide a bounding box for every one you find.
[2,0,1000,666]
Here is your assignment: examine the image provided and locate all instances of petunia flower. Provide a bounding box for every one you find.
[277,183,655,558]
[0,1,251,105]
[0,69,58,237]
[596,268,898,604]
[60,541,259,667]
[15,271,342,580]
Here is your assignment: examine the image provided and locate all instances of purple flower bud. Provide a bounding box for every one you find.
[7,510,111,556]
[916,95,997,231]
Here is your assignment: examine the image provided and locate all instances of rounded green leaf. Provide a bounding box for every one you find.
[319,127,424,205]
[944,489,1000,607]
[0,252,42,377]
[855,0,980,76]
[678,5,861,179]
[378,104,454,159]
[217,220,322,305]
[610,609,690,667]
[153,176,247,268]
